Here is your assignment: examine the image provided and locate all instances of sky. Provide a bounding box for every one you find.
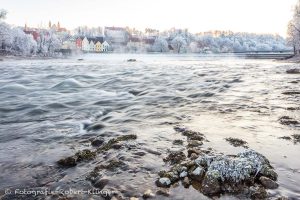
[0,0,298,37]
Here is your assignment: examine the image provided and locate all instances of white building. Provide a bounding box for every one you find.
[82,37,90,52]
[101,41,110,52]
[89,40,95,52]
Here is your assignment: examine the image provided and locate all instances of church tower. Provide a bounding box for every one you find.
[57,22,60,30]
[49,21,52,29]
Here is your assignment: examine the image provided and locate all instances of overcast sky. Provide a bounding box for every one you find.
[1,0,297,37]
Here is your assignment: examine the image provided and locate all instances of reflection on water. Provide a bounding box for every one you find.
[0,54,299,199]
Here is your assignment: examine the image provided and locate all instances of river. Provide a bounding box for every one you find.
[0,54,299,199]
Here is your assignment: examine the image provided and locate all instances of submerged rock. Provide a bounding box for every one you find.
[94,178,109,190]
[57,156,77,167]
[172,139,184,145]
[286,68,300,74]
[279,116,299,126]
[282,91,300,95]
[75,149,96,161]
[97,134,137,152]
[249,186,267,199]
[127,59,137,62]
[95,159,127,171]
[91,138,105,147]
[225,137,248,147]
[259,176,279,189]
[292,134,300,143]
[86,123,105,131]
[279,136,292,140]
[163,151,186,165]
[187,140,203,147]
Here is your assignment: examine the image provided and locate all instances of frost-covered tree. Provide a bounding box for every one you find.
[11,28,37,55]
[152,37,169,52]
[0,9,7,20]
[287,0,300,55]
[171,36,187,53]
[37,30,61,56]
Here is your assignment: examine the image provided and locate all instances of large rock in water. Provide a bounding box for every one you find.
[198,149,278,195]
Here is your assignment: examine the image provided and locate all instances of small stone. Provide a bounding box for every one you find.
[187,148,201,157]
[156,188,170,197]
[156,178,171,187]
[190,153,198,160]
[190,166,205,181]
[142,189,155,199]
[75,149,96,161]
[93,178,109,190]
[249,186,267,199]
[163,151,186,165]
[130,197,139,200]
[91,138,104,147]
[182,177,190,188]
[174,125,187,133]
[279,116,299,125]
[111,143,123,149]
[259,176,279,189]
[187,140,203,147]
[173,139,184,145]
[179,171,188,178]
[57,156,77,167]
[225,137,248,147]
[292,134,300,143]
[260,166,278,181]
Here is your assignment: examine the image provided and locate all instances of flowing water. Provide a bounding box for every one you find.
[0,54,299,199]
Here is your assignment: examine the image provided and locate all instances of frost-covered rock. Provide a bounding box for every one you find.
[179,171,188,178]
[156,178,171,187]
[190,166,205,181]
[199,149,273,183]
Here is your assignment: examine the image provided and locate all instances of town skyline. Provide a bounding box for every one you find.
[1,0,298,37]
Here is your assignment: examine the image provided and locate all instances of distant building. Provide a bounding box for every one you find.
[82,37,90,52]
[76,37,83,49]
[102,41,110,52]
[89,40,95,52]
[48,21,68,33]
[79,36,109,53]
[24,30,40,40]
[104,26,128,45]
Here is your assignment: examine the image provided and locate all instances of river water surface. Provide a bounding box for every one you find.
[0,54,299,199]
